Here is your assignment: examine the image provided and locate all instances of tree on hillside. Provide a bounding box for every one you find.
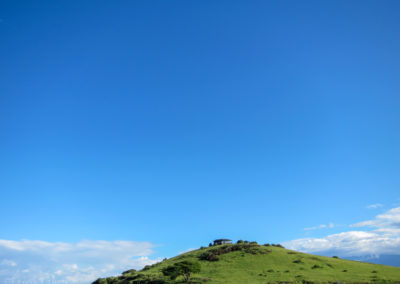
[162,260,201,283]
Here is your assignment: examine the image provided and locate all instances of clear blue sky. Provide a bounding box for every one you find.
[1,0,400,260]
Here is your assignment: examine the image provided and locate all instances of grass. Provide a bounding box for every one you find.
[93,243,400,283]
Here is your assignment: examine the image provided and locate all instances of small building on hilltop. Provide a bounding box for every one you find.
[213,239,232,246]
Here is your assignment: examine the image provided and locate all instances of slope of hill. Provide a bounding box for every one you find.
[93,243,400,283]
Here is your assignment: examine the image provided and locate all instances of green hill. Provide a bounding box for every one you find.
[93,242,400,284]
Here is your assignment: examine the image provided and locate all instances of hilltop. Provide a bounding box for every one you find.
[93,241,400,283]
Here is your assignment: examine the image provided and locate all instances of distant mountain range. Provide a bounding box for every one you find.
[347,254,400,267]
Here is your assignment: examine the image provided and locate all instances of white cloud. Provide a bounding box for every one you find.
[178,248,196,255]
[351,207,400,229]
[0,240,159,284]
[284,231,400,256]
[0,259,17,267]
[284,206,400,257]
[367,203,383,209]
[350,220,377,227]
[304,222,334,231]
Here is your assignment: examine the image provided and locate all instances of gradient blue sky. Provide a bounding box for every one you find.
[1,0,400,279]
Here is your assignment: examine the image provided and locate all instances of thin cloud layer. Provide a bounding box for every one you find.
[0,240,159,284]
[351,207,400,236]
[367,203,383,209]
[304,223,334,231]
[284,206,400,257]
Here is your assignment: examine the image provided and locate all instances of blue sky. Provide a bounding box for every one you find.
[1,0,400,282]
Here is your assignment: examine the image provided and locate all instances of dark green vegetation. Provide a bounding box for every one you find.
[162,260,201,283]
[93,242,400,284]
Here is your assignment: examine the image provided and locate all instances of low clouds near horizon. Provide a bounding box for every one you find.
[284,206,400,258]
[0,240,159,283]
[2,207,400,283]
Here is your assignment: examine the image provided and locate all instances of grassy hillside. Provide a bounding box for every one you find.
[93,243,400,284]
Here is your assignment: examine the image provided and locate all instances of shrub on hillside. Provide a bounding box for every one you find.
[92,279,108,284]
[142,265,151,271]
[237,240,244,244]
[122,269,136,275]
[199,252,219,261]
[128,274,168,284]
[198,243,269,261]
[141,261,162,272]
[162,260,201,284]
[95,273,169,284]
